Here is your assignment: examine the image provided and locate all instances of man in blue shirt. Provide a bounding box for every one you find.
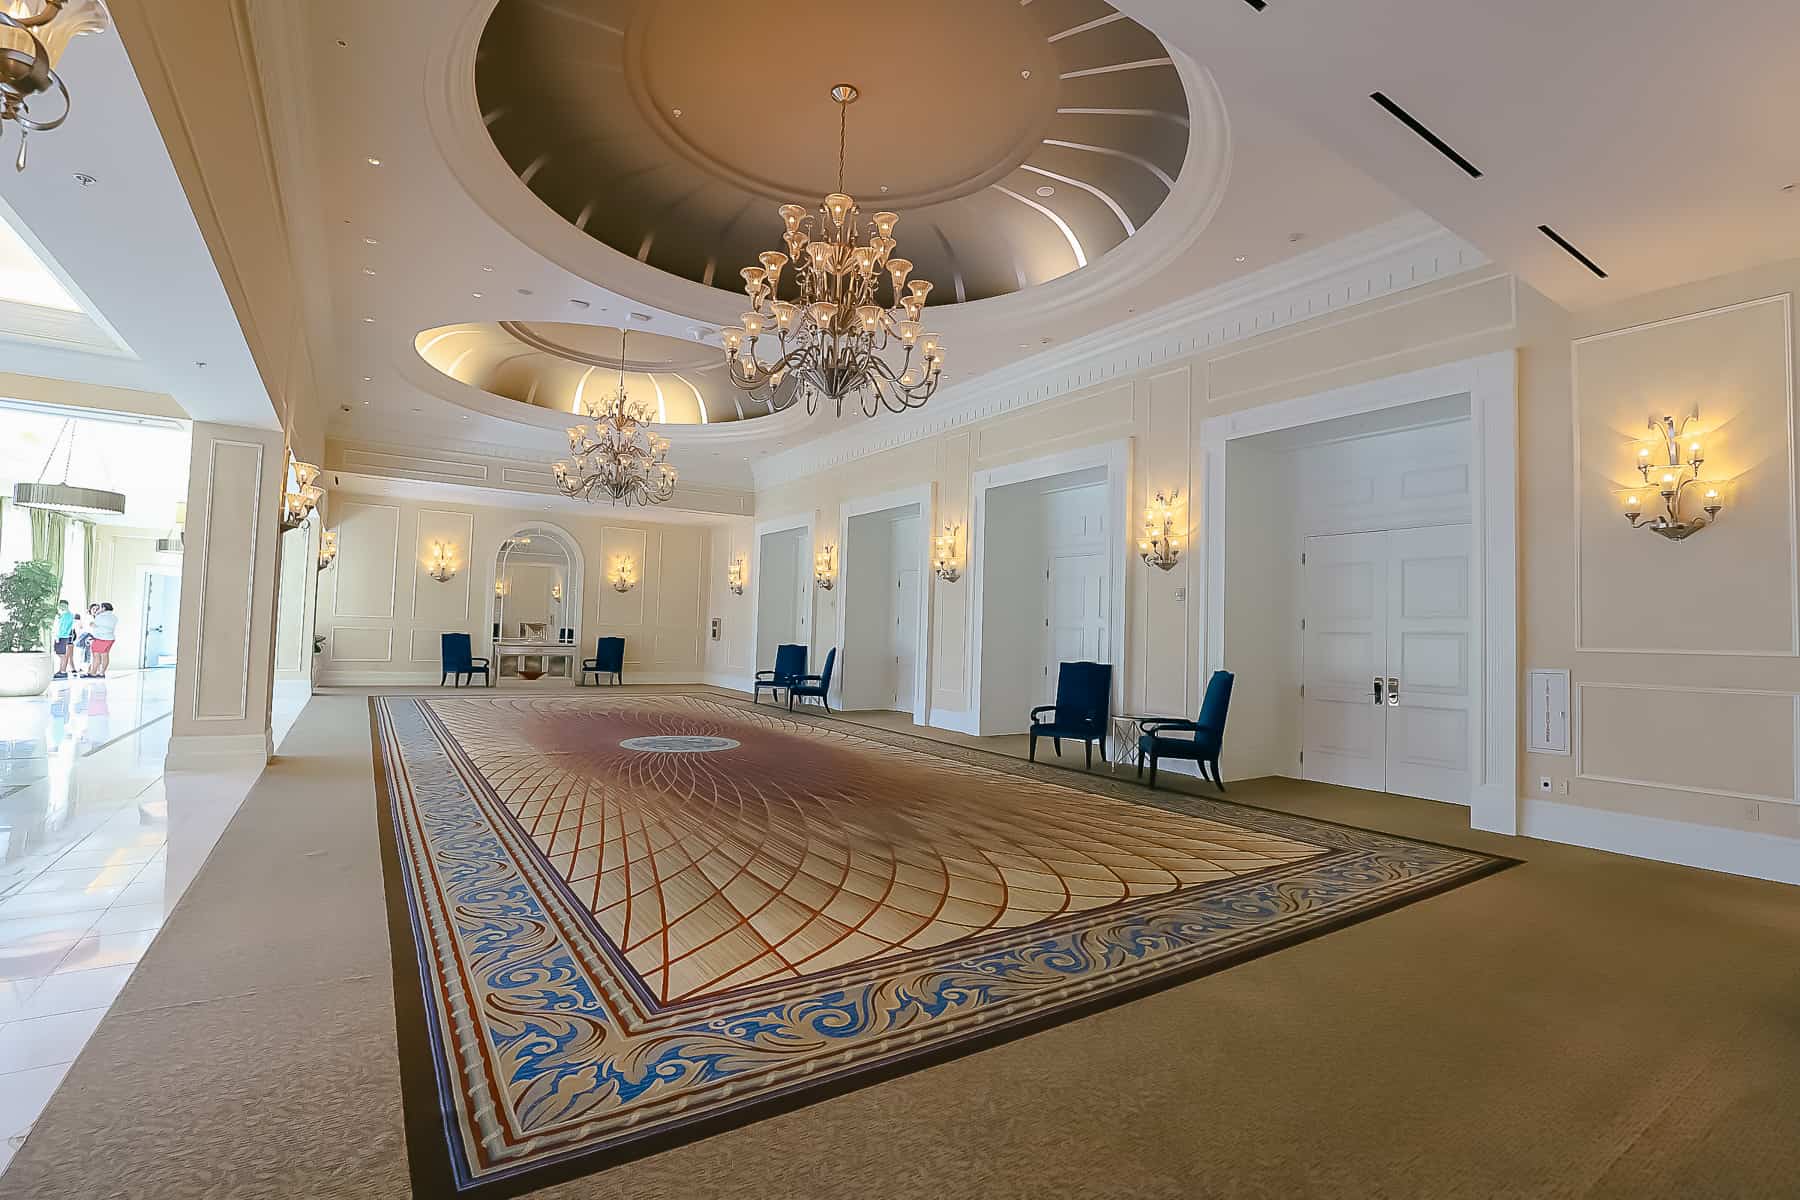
[52,599,75,680]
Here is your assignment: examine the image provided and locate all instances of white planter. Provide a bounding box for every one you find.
[0,650,53,698]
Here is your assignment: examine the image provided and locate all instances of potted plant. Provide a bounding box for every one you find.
[0,559,61,697]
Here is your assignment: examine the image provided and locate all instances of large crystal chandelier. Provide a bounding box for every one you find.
[721,83,944,419]
[0,1,109,171]
[552,329,678,506]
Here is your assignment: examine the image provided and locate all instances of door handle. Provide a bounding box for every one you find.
[1372,676,1384,705]
[1387,676,1400,706]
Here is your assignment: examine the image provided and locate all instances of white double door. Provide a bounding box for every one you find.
[1301,524,1473,803]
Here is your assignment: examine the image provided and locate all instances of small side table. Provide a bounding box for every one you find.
[1107,714,1185,774]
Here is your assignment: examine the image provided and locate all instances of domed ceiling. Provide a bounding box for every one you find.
[415,322,796,423]
[476,0,1190,304]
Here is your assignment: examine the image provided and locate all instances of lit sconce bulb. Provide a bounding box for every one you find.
[1624,494,1639,508]
[1705,488,1719,501]
[1638,448,1650,460]
[824,193,854,228]
[720,327,744,353]
[759,251,787,288]
[771,300,798,332]
[740,311,766,338]
[778,203,806,233]
[740,266,765,293]
[1661,473,1677,488]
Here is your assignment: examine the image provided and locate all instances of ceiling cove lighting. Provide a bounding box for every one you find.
[552,327,678,507]
[1622,416,1723,541]
[721,83,944,419]
[0,0,107,170]
[11,418,125,515]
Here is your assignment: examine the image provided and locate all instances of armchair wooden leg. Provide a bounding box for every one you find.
[1147,753,1158,790]
[1084,740,1092,769]
[1136,756,1143,779]
[1053,737,1061,756]
[1211,759,1226,792]
[1029,732,1037,762]
[441,672,448,686]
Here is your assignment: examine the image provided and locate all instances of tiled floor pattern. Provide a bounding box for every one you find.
[0,673,310,1176]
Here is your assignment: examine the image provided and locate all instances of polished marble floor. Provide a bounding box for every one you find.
[0,670,309,1176]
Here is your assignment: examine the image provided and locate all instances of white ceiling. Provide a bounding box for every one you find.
[1126,0,1800,310]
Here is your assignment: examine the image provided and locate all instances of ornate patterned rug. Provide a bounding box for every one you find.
[372,692,1512,1195]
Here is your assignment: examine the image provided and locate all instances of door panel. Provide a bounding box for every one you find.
[1384,524,1473,802]
[1046,551,1108,703]
[892,566,920,712]
[1301,531,1388,791]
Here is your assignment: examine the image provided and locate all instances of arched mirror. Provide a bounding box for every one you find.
[492,525,582,681]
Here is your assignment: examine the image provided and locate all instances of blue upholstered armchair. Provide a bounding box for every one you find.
[754,644,807,705]
[787,647,838,713]
[1139,670,1234,791]
[581,637,625,686]
[440,633,489,688]
[1029,661,1113,769]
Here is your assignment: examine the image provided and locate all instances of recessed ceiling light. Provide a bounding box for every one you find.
[362,316,375,323]
[1017,343,1029,349]
[1020,70,1031,80]
[362,267,375,276]
[518,287,534,295]
[366,156,382,166]
[1035,185,1055,198]
[363,236,378,245]
[461,414,469,419]
[671,108,683,118]
[362,375,372,381]
[1235,254,1247,262]
[481,264,494,272]
[336,38,347,47]
[362,400,369,405]
[195,361,207,368]
[472,291,483,298]
[879,184,890,193]
[72,172,95,187]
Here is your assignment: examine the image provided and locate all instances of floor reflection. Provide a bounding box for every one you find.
[0,671,308,1174]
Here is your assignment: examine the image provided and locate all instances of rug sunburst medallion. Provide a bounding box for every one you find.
[372,692,1510,1194]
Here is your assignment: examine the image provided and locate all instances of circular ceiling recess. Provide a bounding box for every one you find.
[476,0,1191,304]
[415,322,795,423]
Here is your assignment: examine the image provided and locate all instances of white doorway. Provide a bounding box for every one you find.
[1301,523,1473,802]
[754,524,810,671]
[974,460,1117,733]
[838,496,927,718]
[1202,351,1518,834]
[139,569,181,669]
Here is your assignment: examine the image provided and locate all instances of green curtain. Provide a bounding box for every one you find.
[28,508,65,587]
[81,520,95,609]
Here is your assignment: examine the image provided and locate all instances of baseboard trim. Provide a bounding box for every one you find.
[1522,798,1800,886]
[928,706,979,735]
[165,731,272,771]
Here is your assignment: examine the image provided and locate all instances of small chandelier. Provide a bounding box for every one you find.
[932,524,962,583]
[727,556,747,595]
[280,456,323,531]
[553,328,677,506]
[1623,415,1724,541]
[814,543,837,591]
[12,418,125,515]
[1139,490,1183,571]
[721,83,945,419]
[425,539,456,582]
[0,0,109,172]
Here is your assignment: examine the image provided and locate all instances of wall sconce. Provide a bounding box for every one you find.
[494,577,509,598]
[279,456,323,532]
[551,582,563,602]
[611,554,638,592]
[426,540,459,583]
[1138,490,1183,571]
[316,528,339,572]
[727,556,747,595]
[814,543,837,591]
[1623,415,1724,541]
[932,523,963,583]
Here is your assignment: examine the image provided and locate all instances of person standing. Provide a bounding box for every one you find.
[89,602,118,678]
[76,603,99,676]
[52,600,75,679]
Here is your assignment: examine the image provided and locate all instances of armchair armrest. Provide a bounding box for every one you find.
[471,657,490,667]
[1028,704,1056,723]
[1139,718,1196,734]
[794,672,825,685]
[754,669,777,681]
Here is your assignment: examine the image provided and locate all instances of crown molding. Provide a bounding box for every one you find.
[752,212,1489,490]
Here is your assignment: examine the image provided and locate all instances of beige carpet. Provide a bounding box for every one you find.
[4,689,1797,1199]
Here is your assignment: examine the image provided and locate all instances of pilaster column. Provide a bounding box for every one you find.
[167,422,288,769]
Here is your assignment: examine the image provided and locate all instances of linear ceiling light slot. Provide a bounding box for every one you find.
[1368,91,1482,178]
[1537,225,1608,278]
[1241,0,1267,10]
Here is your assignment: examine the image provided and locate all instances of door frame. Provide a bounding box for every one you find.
[749,510,815,676]
[136,564,183,671]
[1200,351,1519,834]
[967,438,1132,736]
[835,483,935,724]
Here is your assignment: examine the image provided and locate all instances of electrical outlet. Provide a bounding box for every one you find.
[1538,775,1553,793]
[1557,779,1569,795]
[1173,587,1186,603]
[1744,800,1761,823]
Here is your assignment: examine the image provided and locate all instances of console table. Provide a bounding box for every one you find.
[491,642,579,685]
